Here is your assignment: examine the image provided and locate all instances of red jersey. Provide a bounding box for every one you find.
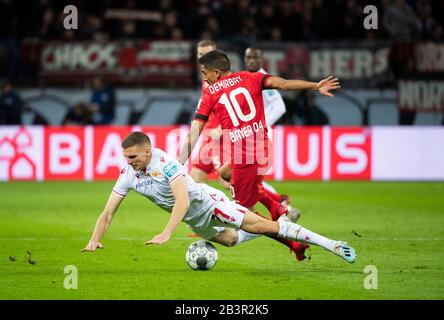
[201,80,219,130]
[195,71,271,168]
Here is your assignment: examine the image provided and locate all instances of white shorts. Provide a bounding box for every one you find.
[190,194,248,240]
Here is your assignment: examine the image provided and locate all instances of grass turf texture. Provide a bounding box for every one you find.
[0,181,443,300]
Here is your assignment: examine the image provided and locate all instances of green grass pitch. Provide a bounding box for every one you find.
[0,181,443,300]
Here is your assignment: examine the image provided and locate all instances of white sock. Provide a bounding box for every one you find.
[277,220,337,252]
[235,229,261,245]
[262,181,277,194]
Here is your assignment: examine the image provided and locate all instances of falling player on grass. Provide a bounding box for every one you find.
[81,132,356,265]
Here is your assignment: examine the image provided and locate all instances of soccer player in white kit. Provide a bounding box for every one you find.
[81,132,356,265]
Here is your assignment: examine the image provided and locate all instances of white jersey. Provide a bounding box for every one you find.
[112,148,221,228]
[259,68,286,126]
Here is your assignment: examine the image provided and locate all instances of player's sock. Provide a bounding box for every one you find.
[259,193,286,221]
[262,182,292,207]
[263,187,282,203]
[277,220,337,253]
[262,181,277,194]
[272,237,308,261]
[235,230,261,245]
[253,212,306,259]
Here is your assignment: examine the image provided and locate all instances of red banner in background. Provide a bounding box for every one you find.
[40,41,194,87]
[330,127,371,180]
[0,126,374,181]
[44,127,85,180]
[282,127,324,180]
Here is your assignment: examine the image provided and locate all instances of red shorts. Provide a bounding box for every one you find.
[230,165,265,209]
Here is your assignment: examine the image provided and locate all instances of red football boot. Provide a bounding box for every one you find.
[290,241,310,261]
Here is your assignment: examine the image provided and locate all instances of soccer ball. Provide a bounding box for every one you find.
[185,240,218,271]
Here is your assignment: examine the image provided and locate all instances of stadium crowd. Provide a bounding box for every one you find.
[2,0,443,43]
[1,0,443,126]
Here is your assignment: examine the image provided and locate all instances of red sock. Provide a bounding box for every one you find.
[263,188,282,203]
[259,193,285,221]
[253,212,299,253]
[275,238,294,250]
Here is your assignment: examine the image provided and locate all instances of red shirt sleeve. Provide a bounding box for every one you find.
[194,92,213,123]
[247,71,272,91]
[261,74,272,90]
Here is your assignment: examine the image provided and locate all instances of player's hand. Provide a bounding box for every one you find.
[145,232,171,245]
[317,76,340,97]
[81,241,104,252]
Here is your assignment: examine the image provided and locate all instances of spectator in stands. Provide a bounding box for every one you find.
[417,0,442,40]
[89,76,116,125]
[64,102,92,126]
[383,0,421,40]
[0,79,23,125]
[0,0,21,82]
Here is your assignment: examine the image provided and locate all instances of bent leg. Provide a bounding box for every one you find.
[209,228,238,247]
[218,162,231,182]
[240,211,280,236]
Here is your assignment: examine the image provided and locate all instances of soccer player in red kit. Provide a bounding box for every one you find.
[179,50,340,260]
[192,42,293,210]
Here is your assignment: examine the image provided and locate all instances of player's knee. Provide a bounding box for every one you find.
[222,238,238,247]
[211,229,238,247]
[218,167,230,182]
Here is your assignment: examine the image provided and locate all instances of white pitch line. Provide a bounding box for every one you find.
[352,237,444,241]
[0,237,443,241]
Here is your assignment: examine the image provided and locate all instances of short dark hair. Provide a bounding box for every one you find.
[245,47,263,56]
[121,131,151,149]
[198,49,230,72]
[197,39,216,48]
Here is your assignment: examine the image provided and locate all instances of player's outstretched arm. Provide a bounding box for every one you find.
[267,76,340,97]
[145,175,190,245]
[179,119,205,165]
[81,192,124,252]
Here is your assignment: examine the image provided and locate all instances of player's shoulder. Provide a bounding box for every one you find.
[152,148,183,180]
[234,70,252,78]
[201,85,211,96]
[151,148,178,167]
[117,163,133,181]
[151,148,169,164]
[240,70,267,82]
[118,163,129,174]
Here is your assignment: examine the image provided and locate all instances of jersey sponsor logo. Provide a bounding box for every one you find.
[163,161,179,178]
[149,170,162,178]
[229,120,265,142]
[136,179,155,189]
